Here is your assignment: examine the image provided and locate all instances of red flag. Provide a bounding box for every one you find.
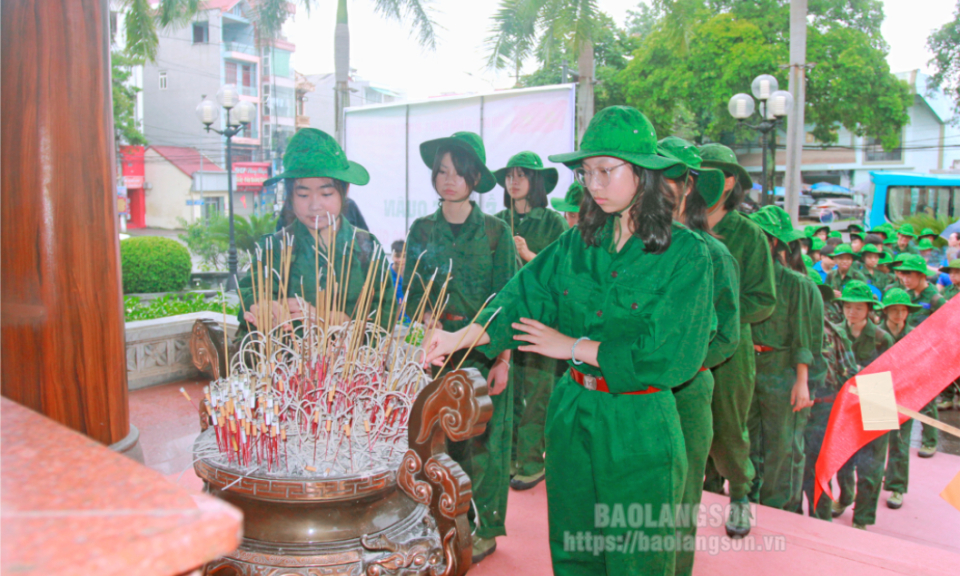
[815,295,960,506]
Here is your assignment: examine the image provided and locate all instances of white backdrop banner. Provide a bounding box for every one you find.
[344,84,576,248]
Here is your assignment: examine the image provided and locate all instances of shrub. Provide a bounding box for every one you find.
[120,236,192,293]
[124,293,239,322]
[896,214,952,248]
[178,216,227,272]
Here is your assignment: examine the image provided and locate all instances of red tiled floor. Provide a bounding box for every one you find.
[132,380,960,575]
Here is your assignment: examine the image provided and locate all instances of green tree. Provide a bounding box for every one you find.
[619,2,910,149]
[112,50,147,146]
[927,0,960,118]
[486,0,603,140]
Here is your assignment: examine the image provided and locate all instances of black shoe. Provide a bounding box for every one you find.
[510,469,545,491]
[471,536,497,564]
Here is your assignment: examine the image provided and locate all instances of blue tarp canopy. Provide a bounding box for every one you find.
[811,182,851,193]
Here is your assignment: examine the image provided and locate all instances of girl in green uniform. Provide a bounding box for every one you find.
[659,137,740,576]
[237,128,390,332]
[892,254,945,458]
[859,244,890,291]
[551,182,585,228]
[493,151,568,490]
[426,106,715,576]
[403,131,518,563]
[747,206,822,512]
[829,281,894,529]
[879,288,922,510]
[826,244,867,297]
[699,143,777,538]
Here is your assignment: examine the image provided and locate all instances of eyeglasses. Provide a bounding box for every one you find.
[573,161,629,187]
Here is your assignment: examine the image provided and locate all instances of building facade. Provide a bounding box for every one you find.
[300,72,403,137]
[734,70,960,189]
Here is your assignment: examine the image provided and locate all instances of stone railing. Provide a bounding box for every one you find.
[125,312,238,390]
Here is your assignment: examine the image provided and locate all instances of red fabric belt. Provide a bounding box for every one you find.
[754,345,776,353]
[440,312,466,322]
[570,368,660,395]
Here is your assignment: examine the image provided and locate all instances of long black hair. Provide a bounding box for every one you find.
[663,170,712,235]
[501,167,548,210]
[578,165,675,254]
[279,177,348,227]
[723,179,745,212]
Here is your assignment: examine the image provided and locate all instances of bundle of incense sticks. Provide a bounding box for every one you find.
[199,219,493,477]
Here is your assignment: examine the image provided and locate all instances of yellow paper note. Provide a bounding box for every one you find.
[940,470,960,513]
[855,372,900,431]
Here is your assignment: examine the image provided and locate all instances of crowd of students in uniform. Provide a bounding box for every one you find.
[235,105,958,576]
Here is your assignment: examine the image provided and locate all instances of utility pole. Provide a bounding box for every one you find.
[784,0,808,225]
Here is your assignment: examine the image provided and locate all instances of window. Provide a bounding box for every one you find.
[225,61,256,95]
[159,71,168,90]
[193,22,209,44]
[865,136,903,163]
[262,55,271,78]
[886,186,959,221]
[272,86,295,117]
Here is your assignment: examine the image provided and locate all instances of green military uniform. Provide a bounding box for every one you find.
[749,258,823,511]
[476,219,714,576]
[833,283,893,526]
[862,268,892,292]
[945,284,959,301]
[801,272,858,520]
[893,224,920,256]
[703,210,776,501]
[658,138,739,575]
[881,289,920,500]
[905,275,946,452]
[493,203,568,480]
[237,128,390,334]
[473,106,709,575]
[237,218,390,331]
[405,201,518,541]
[825,244,867,293]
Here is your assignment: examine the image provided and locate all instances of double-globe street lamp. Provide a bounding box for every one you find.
[196,85,256,290]
[728,74,794,206]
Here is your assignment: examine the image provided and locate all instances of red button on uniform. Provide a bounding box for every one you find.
[611,271,618,278]
[597,311,603,317]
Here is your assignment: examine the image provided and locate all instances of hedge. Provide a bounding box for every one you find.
[120,236,192,294]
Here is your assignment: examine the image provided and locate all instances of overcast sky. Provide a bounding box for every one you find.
[286,0,958,101]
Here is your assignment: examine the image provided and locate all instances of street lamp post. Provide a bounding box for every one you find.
[197,85,256,290]
[728,74,794,206]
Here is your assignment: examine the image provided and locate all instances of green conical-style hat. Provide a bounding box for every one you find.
[420,131,496,193]
[878,288,922,312]
[264,128,369,187]
[803,254,814,268]
[897,223,918,238]
[806,224,830,238]
[829,230,842,239]
[832,243,859,259]
[698,143,753,190]
[877,253,895,267]
[549,106,681,171]
[848,223,866,234]
[494,151,559,192]
[939,258,960,273]
[919,228,937,239]
[550,181,584,213]
[751,206,804,244]
[835,280,879,306]
[810,237,826,252]
[657,137,725,207]
[859,244,882,256]
[892,253,929,274]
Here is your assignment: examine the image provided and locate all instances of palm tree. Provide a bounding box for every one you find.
[120,0,203,63]
[486,0,600,142]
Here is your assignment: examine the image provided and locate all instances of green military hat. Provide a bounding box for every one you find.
[877,253,895,267]
[835,280,879,306]
[878,288,922,312]
[656,136,726,207]
[917,238,935,251]
[919,227,938,240]
[850,229,866,240]
[848,223,866,234]
[750,205,805,244]
[869,223,894,238]
[939,258,960,273]
[549,106,681,171]
[892,253,929,274]
[551,181,584,213]
[832,243,859,259]
[828,230,842,239]
[806,224,830,238]
[803,254,814,268]
[810,237,826,252]
[859,244,882,256]
[264,128,369,187]
[698,142,753,190]
[897,223,918,238]
[807,268,834,302]
[884,235,899,245]
[494,151,559,193]
[420,131,497,193]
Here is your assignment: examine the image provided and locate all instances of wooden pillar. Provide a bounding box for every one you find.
[1,0,130,446]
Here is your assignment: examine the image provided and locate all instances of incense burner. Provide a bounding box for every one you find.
[193,364,493,576]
